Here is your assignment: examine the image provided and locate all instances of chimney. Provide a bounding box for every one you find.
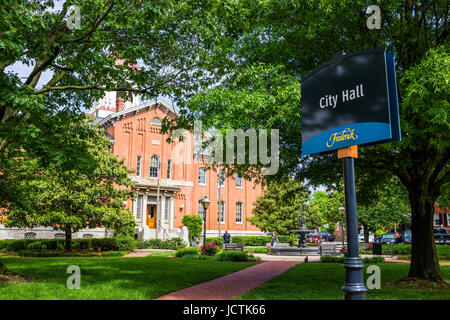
[116,96,124,113]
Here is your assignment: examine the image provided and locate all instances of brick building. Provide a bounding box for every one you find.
[0,92,264,241]
[92,92,264,241]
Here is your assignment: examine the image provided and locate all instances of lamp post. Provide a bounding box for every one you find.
[339,205,345,246]
[201,195,210,245]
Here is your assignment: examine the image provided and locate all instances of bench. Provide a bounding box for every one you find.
[319,244,338,256]
[224,243,244,251]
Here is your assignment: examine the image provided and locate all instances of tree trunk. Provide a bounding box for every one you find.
[408,189,444,281]
[362,223,369,242]
[65,226,73,252]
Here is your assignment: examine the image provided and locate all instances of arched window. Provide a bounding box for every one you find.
[150,155,160,178]
[54,233,65,239]
[83,234,94,239]
[24,232,36,239]
[151,118,162,126]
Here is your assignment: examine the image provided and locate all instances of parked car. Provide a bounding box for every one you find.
[380,233,396,244]
[403,231,412,244]
[434,228,450,245]
[358,232,374,243]
[306,233,322,243]
[319,231,335,242]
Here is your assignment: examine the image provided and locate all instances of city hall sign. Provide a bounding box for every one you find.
[301,48,401,155]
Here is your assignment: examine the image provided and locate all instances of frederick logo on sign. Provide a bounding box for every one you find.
[301,48,400,156]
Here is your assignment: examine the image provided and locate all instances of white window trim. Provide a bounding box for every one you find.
[219,170,226,188]
[167,160,172,180]
[164,197,170,221]
[136,156,142,177]
[235,202,243,224]
[198,168,207,186]
[218,201,225,224]
[235,174,243,189]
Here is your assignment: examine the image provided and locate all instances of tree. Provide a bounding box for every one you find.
[357,177,410,241]
[182,214,203,245]
[4,116,136,251]
[247,179,317,235]
[311,186,346,227]
[0,0,250,271]
[172,1,449,282]
[0,0,252,195]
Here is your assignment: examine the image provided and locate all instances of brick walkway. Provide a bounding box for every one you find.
[154,261,301,300]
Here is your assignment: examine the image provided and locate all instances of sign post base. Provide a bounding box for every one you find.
[339,146,367,300]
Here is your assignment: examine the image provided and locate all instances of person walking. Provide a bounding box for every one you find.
[222,230,231,244]
[271,231,279,248]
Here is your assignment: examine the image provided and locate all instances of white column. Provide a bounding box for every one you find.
[170,195,175,230]
[142,192,148,228]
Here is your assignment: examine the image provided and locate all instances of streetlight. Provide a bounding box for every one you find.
[339,205,345,246]
[201,195,211,245]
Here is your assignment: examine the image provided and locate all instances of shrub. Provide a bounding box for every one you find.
[362,256,385,264]
[73,238,92,250]
[199,241,219,256]
[26,241,43,251]
[231,235,294,246]
[92,238,116,251]
[135,238,186,250]
[7,239,27,251]
[16,250,129,257]
[0,240,16,250]
[164,238,186,250]
[175,247,200,257]
[182,214,203,244]
[113,236,136,251]
[206,237,224,247]
[320,255,385,264]
[214,251,254,262]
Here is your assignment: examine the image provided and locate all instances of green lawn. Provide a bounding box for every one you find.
[0,254,254,300]
[237,263,450,300]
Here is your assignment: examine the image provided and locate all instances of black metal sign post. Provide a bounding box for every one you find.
[300,49,401,300]
[338,146,367,300]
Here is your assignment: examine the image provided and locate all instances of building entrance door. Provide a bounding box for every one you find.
[147,204,156,229]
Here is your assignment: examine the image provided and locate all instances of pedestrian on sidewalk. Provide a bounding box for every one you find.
[222,230,231,244]
[271,231,279,248]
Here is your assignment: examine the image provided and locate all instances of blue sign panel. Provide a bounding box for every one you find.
[301,48,400,156]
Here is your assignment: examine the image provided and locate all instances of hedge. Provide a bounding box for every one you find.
[213,251,260,262]
[320,256,385,264]
[0,237,135,252]
[175,247,200,257]
[135,238,186,250]
[206,237,224,246]
[231,235,295,246]
[16,250,129,257]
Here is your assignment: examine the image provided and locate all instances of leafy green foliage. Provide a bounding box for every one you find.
[247,178,317,234]
[206,237,224,247]
[357,177,410,236]
[199,242,219,256]
[135,238,186,250]
[213,251,259,262]
[182,214,203,244]
[3,117,136,249]
[175,248,200,258]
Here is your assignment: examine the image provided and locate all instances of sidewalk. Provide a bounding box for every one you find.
[154,260,301,300]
